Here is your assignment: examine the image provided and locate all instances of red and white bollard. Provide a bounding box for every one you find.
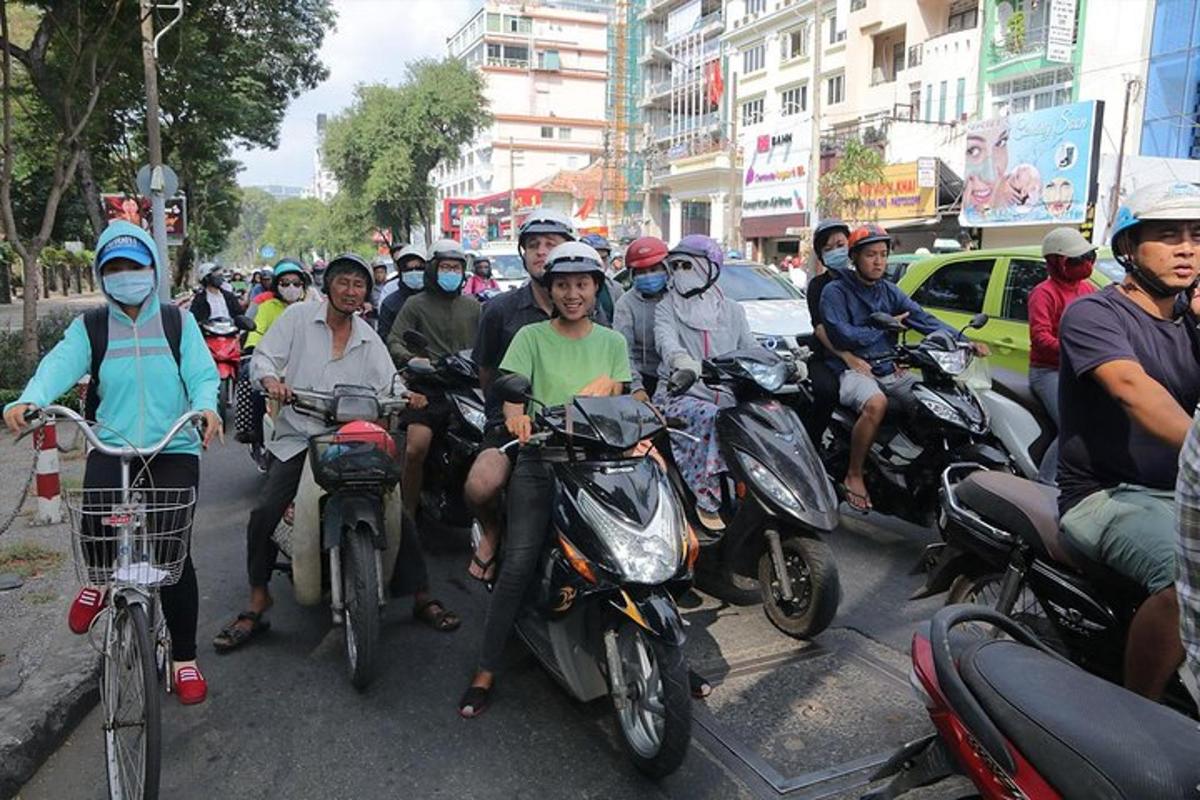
[33,422,63,524]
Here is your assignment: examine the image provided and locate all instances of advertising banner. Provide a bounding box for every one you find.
[959,100,1103,228]
[442,188,542,235]
[102,194,187,243]
[459,215,489,250]
[841,162,938,221]
[741,123,810,219]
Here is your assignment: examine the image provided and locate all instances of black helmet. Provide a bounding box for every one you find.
[812,218,850,254]
[323,253,373,296]
[518,208,576,249]
[539,242,606,288]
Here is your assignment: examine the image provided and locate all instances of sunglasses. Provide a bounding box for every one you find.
[1064,252,1096,267]
[277,278,304,288]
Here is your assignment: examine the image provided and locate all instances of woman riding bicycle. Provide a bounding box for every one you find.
[3,221,222,705]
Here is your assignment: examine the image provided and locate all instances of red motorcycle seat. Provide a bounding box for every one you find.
[960,638,1200,800]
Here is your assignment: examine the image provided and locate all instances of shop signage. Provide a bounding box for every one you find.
[959,100,1103,227]
[102,194,187,243]
[917,157,937,189]
[741,122,810,219]
[840,162,937,221]
[1046,0,1077,64]
[442,188,542,234]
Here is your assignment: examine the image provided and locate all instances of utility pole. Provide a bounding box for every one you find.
[509,136,517,242]
[140,0,170,300]
[1106,77,1140,236]
[808,13,822,236]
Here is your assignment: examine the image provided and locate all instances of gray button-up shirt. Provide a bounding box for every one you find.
[250,301,401,461]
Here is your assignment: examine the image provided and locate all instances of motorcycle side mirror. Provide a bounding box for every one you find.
[406,359,435,376]
[234,315,256,332]
[667,369,697,396]
[402,329,429,355]
[968,313,989,330]
[493,373,533,405]
[869,312,904,331]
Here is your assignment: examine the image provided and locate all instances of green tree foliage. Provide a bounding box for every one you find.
[323,59,489,241]
[218,187,276,267]
[818,138,887,223]
[261,197,368,265]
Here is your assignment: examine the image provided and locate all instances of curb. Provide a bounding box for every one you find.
[0,623,100,799]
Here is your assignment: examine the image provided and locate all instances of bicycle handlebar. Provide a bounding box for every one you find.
[22,405,204,460]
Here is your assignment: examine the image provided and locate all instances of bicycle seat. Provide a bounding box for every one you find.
[960,638,1200,800]
[955,470,1078,569]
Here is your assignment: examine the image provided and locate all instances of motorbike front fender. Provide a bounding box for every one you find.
[612,589,686,647]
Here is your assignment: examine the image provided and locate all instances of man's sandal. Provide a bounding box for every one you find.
[212,611,271,653]
[413,599,461,632]
[459,684,492,718]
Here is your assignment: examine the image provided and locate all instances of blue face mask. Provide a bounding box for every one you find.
[401,271,424,290]
[103,270,155,306]
[634,272,668,296]
[823,247,850,274]
[437,272,463,293]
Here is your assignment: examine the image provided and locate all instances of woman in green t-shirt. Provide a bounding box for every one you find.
[459,241,632,718]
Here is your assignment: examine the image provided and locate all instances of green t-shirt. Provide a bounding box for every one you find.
[499,320,632,409]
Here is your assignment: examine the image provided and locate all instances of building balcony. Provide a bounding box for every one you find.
[638,0,672,21]
[486,56,530,69]
[988,24,1061,66]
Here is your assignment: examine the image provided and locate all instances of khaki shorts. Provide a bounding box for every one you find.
[1059,484,1177,594]
[838,370,918,412]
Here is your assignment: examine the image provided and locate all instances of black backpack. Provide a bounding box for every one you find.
[82,304,184,421]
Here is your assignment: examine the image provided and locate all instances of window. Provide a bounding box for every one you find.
[741,97,765,126]
[909,86,921,120]
[540,126,554,138]
[989,67,1073,117]
[558,127,571,140]
[925,83,933,122]
[1001,259,1046,321]
[955,77,965,119]
[911,260,994,314]
[743,41,766,73]
[747,0,767,13]
[826,13,844,44]
[826,73,844,104]
[780,84,808,116]
[892,41,905,76]
[947,4,978,32]
[782,25,810,60]
[938,80,947,123]
[538,50,561,69]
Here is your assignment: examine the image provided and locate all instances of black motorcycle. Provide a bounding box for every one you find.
[917,464,1197,716]
[662,348,841,640]
[494,375,693,778]
[822,312,1009,526]
[400,330,486,529]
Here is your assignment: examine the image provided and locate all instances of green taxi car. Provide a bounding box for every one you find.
[895,247,1115,375]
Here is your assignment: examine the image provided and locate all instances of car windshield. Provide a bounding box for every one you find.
[481,253,525,279]
[717,265,801,301]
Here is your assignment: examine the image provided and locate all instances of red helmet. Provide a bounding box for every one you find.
[848,223,892,254]
[333,420,397,459]
[625,236,669,270]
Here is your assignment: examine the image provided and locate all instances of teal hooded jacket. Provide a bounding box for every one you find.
[6,222,219,455]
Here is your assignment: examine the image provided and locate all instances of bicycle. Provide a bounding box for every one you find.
[21,404,203,800]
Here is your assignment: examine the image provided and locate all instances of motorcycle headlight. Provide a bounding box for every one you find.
[734,450,803,515]
[739,358,788,392]
[574,481,683,584]
[928,347,969,376]
[918,394,967,427]
[451,395,487,433]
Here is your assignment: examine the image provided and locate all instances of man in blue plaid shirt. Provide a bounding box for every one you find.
[1176,416,1200,708]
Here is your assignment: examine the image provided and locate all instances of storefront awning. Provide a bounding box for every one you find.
[741,212,809,239]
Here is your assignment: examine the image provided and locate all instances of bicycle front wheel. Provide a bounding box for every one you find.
[103,603,161,800]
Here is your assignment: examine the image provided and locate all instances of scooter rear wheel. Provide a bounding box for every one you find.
[759,536,840,639]
[611,622,691,779]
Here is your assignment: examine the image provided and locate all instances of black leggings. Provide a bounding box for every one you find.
[804,358,840,446]
[478,453,554,672]
[83,452,200,662]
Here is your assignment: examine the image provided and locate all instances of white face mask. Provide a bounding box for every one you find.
[278,284,304,303]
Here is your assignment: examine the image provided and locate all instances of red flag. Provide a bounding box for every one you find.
[706,60,724,106]
[576,196,596,219]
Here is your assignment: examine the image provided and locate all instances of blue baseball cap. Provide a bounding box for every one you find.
[97,234,154,269]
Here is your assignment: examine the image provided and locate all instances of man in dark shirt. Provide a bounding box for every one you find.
[463,209,574,582]
[1057,181,1200,700]
[802,219,851,443]
[376,244,427,341]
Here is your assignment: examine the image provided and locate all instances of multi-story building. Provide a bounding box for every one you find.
[310,113,339,203]
[435,2,609,238]
[639,0,741,246]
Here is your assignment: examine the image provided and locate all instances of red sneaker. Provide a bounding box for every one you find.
[67,587,106,634]
[174,665,208,705]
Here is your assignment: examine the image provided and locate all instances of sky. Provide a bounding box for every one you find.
[235,0,477,188]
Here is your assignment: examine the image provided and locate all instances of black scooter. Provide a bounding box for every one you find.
[400,330,486,528]
[822,313,1010,527]
[918,464,1197,716]
[662,348,841,640]
[494,375,693,778]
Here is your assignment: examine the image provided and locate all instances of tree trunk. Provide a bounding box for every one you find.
[76,147,106,240]
[41,265,51,298]
[22,244,41,367]
[72,264,82,293]
[0,258,10,304]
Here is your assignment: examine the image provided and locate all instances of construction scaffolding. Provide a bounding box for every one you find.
[602,0,644,235]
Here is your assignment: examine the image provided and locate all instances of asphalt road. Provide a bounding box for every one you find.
[19,440,973,800]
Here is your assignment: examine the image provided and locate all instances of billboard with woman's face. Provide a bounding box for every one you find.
[959,100,1103,227]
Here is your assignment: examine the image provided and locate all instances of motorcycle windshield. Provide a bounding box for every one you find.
[542,396,664,450]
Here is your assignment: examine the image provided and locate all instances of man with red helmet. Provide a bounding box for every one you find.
[820,223,988,511]
[613,236,670,396]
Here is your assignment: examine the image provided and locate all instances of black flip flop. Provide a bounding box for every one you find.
[838,484,872,515]
[469,554,496,586]
[413,598,461,632]
[459,684,492,719]
[689,669,712,699]
[212,611,271,654]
